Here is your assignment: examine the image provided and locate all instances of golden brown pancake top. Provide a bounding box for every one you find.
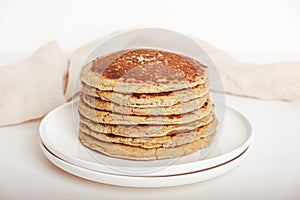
[90,49,207,84]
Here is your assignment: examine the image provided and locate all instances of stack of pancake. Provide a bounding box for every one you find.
[78,49,218,160]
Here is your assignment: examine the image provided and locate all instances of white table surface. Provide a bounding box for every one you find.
[1,94,300,200]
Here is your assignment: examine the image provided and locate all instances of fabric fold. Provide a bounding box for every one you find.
[0,41,68,126]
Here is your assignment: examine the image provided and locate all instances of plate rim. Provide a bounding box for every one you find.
[40,141,250,187]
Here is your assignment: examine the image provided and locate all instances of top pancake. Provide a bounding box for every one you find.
[81,49,208,93]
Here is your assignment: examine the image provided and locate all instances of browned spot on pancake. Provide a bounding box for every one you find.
[90,49,206,84]
[131,91,174,98]
[168,130,193,137]
[166,130,179,136]
[167,114,183,120]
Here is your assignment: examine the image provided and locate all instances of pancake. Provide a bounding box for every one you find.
[80,49,208,94]
[78,48,216,160]
[82,82,209,108]
[82,93,209,116]
[79,131,216,160]
[79,112,214,137]
[79,118,217,149]
[78,98,214,125]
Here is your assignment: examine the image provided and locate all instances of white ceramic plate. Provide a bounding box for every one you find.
[39,99,252,176]
[41,142,250,188]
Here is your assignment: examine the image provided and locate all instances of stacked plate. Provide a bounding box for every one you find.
[39,97,252,187]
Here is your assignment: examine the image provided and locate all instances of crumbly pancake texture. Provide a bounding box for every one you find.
[82,93,209,116]
[79,113,214,137]
[80,49,208,93]
[82,82,209,108]
[79,131,216,160]
[78,98,214,125]
[79,118,217,149]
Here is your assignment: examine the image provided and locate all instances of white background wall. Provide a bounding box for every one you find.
[0,0,299,63]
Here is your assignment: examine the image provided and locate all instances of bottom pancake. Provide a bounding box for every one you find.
[78,131,216,161]
[79,118,218,149]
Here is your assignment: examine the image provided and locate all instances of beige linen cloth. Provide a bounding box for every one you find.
[0,38,299,126]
